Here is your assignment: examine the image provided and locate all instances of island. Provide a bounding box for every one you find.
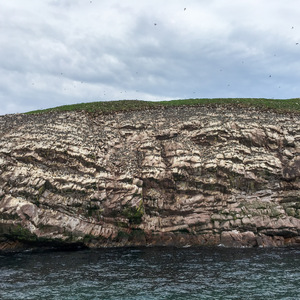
[0,98,299,251]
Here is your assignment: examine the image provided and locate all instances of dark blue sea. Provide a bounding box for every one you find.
[0,246,299,299]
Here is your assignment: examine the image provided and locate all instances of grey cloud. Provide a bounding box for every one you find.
[1,0,300,115]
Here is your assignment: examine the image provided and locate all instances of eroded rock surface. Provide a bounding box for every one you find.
[0,105,299,250]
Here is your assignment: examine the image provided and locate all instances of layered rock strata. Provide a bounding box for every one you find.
[0,104,299,251]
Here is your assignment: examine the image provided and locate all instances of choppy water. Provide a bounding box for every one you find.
[0,246,299,300]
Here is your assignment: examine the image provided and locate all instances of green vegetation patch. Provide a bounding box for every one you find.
[26,98,300,115]
[239,200,284,218]
[9,224,37,242]
[282,200,300,218]
[122,202,144,224]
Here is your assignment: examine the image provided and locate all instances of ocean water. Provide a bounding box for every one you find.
[0,246,299,300]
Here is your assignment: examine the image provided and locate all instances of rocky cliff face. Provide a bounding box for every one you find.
[0,104,299,251]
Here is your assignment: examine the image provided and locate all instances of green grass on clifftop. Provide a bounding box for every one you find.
[26,98,300,114]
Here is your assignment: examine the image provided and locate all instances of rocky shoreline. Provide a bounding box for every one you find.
[0,104,299,251]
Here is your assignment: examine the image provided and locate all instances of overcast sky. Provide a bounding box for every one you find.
[1,0,300,115]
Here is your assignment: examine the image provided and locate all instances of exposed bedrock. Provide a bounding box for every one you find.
[0,105,299,251]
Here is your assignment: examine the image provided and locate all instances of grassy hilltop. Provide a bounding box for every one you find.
[27,98,300,114]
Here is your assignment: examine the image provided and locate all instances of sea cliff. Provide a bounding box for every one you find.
[0,103,299,251]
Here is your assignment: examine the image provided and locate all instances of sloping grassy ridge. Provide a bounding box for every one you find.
[26,98,300,114]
